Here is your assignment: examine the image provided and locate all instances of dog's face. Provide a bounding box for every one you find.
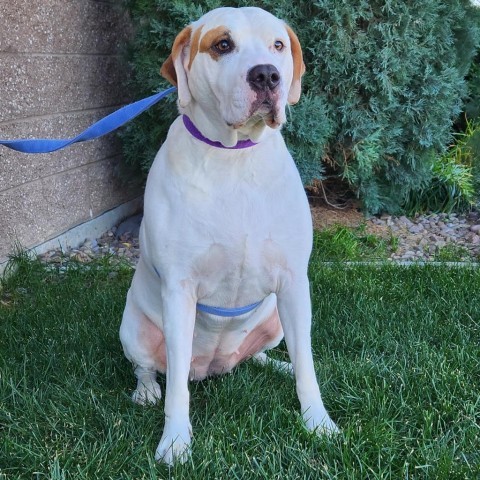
[160,7,305,143]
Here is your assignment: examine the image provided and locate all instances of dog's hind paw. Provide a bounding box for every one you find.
[132,381,162,406]
[253,352,294,377]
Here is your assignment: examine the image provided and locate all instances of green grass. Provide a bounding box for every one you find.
[313,225,398,262]
[1,251,479,479]
[433,244,475,263]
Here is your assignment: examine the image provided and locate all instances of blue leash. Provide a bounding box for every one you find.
[0,86,177,154]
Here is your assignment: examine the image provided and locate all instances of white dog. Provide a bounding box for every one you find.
[120,6,338,464]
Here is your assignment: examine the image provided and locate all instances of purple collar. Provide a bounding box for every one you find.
[182,115,257,149]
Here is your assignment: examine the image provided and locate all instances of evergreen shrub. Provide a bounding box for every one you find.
[121,0,480,214]
[465,49,480,206]
[465,54,480,121]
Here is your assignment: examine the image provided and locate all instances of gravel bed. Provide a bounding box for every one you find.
[38,210,480,266]
[374,210,480,261]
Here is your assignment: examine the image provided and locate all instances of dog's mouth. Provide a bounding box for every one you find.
[226,89,283,131]
[244,92,280,128]
[252,91,275,114]
[260,97,273,110]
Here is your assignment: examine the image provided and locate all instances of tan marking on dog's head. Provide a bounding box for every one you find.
[285,24,305,105]
[160,26,192,86]
[188,25,204,70]
[199,26,233,62]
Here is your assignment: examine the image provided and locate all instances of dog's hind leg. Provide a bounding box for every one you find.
[253,352,294,377]
[120,287,164,406]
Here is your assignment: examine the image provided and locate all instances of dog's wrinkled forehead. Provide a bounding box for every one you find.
[188,7,289,66]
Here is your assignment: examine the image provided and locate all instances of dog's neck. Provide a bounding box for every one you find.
[182,115,257,149]
[179,103,276,148]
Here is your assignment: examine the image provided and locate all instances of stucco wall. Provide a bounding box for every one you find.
[0,0,141,264]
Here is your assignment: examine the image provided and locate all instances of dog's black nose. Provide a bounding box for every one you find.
[247,64,281,91]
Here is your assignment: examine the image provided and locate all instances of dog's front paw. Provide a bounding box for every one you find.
[303,408,339,435]
[132,380,162,406]
[155,421,192,465]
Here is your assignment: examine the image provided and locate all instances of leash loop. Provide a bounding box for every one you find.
[0,86,177,154]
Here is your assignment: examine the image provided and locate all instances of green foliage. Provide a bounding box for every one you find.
[466,119,480,194]
[282,93,333,183]
[404,119,480,214]
[434,243,474,262]
[120,0,480,213]
[465,55,480,120]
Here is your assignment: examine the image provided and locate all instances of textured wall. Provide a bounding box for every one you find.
[0,0,140,263]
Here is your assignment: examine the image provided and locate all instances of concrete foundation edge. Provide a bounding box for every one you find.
[0,196,143,275]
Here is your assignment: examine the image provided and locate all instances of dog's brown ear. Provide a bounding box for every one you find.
[160,55,177,86]
[160,26,192,107]
[285,25,306,105]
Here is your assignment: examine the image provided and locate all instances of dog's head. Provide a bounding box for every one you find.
[160,7,305,147]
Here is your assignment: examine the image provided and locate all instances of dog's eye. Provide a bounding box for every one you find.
[274,40,285,51]
[214,39,233,54]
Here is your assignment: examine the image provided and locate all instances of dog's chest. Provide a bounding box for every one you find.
[145,129,312,298]
[192,234,290,301]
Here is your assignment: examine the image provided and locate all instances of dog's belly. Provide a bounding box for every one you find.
[138,292,283,381]
[190,299,282,380]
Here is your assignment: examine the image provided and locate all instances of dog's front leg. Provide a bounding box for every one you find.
[278,277,339,434]
[155,288,196,465]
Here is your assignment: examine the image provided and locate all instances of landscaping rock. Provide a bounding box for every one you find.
[116,214,143,239]
[408,225,424,234]
[37,208,480,266]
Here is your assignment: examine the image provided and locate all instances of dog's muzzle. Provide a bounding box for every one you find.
[247,64,281,92]
[246,64,282,128]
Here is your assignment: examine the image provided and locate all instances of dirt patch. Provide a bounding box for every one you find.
[307,182,388,237]
[309,200,365,230]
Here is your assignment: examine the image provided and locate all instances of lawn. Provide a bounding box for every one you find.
[0,248,479,479]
